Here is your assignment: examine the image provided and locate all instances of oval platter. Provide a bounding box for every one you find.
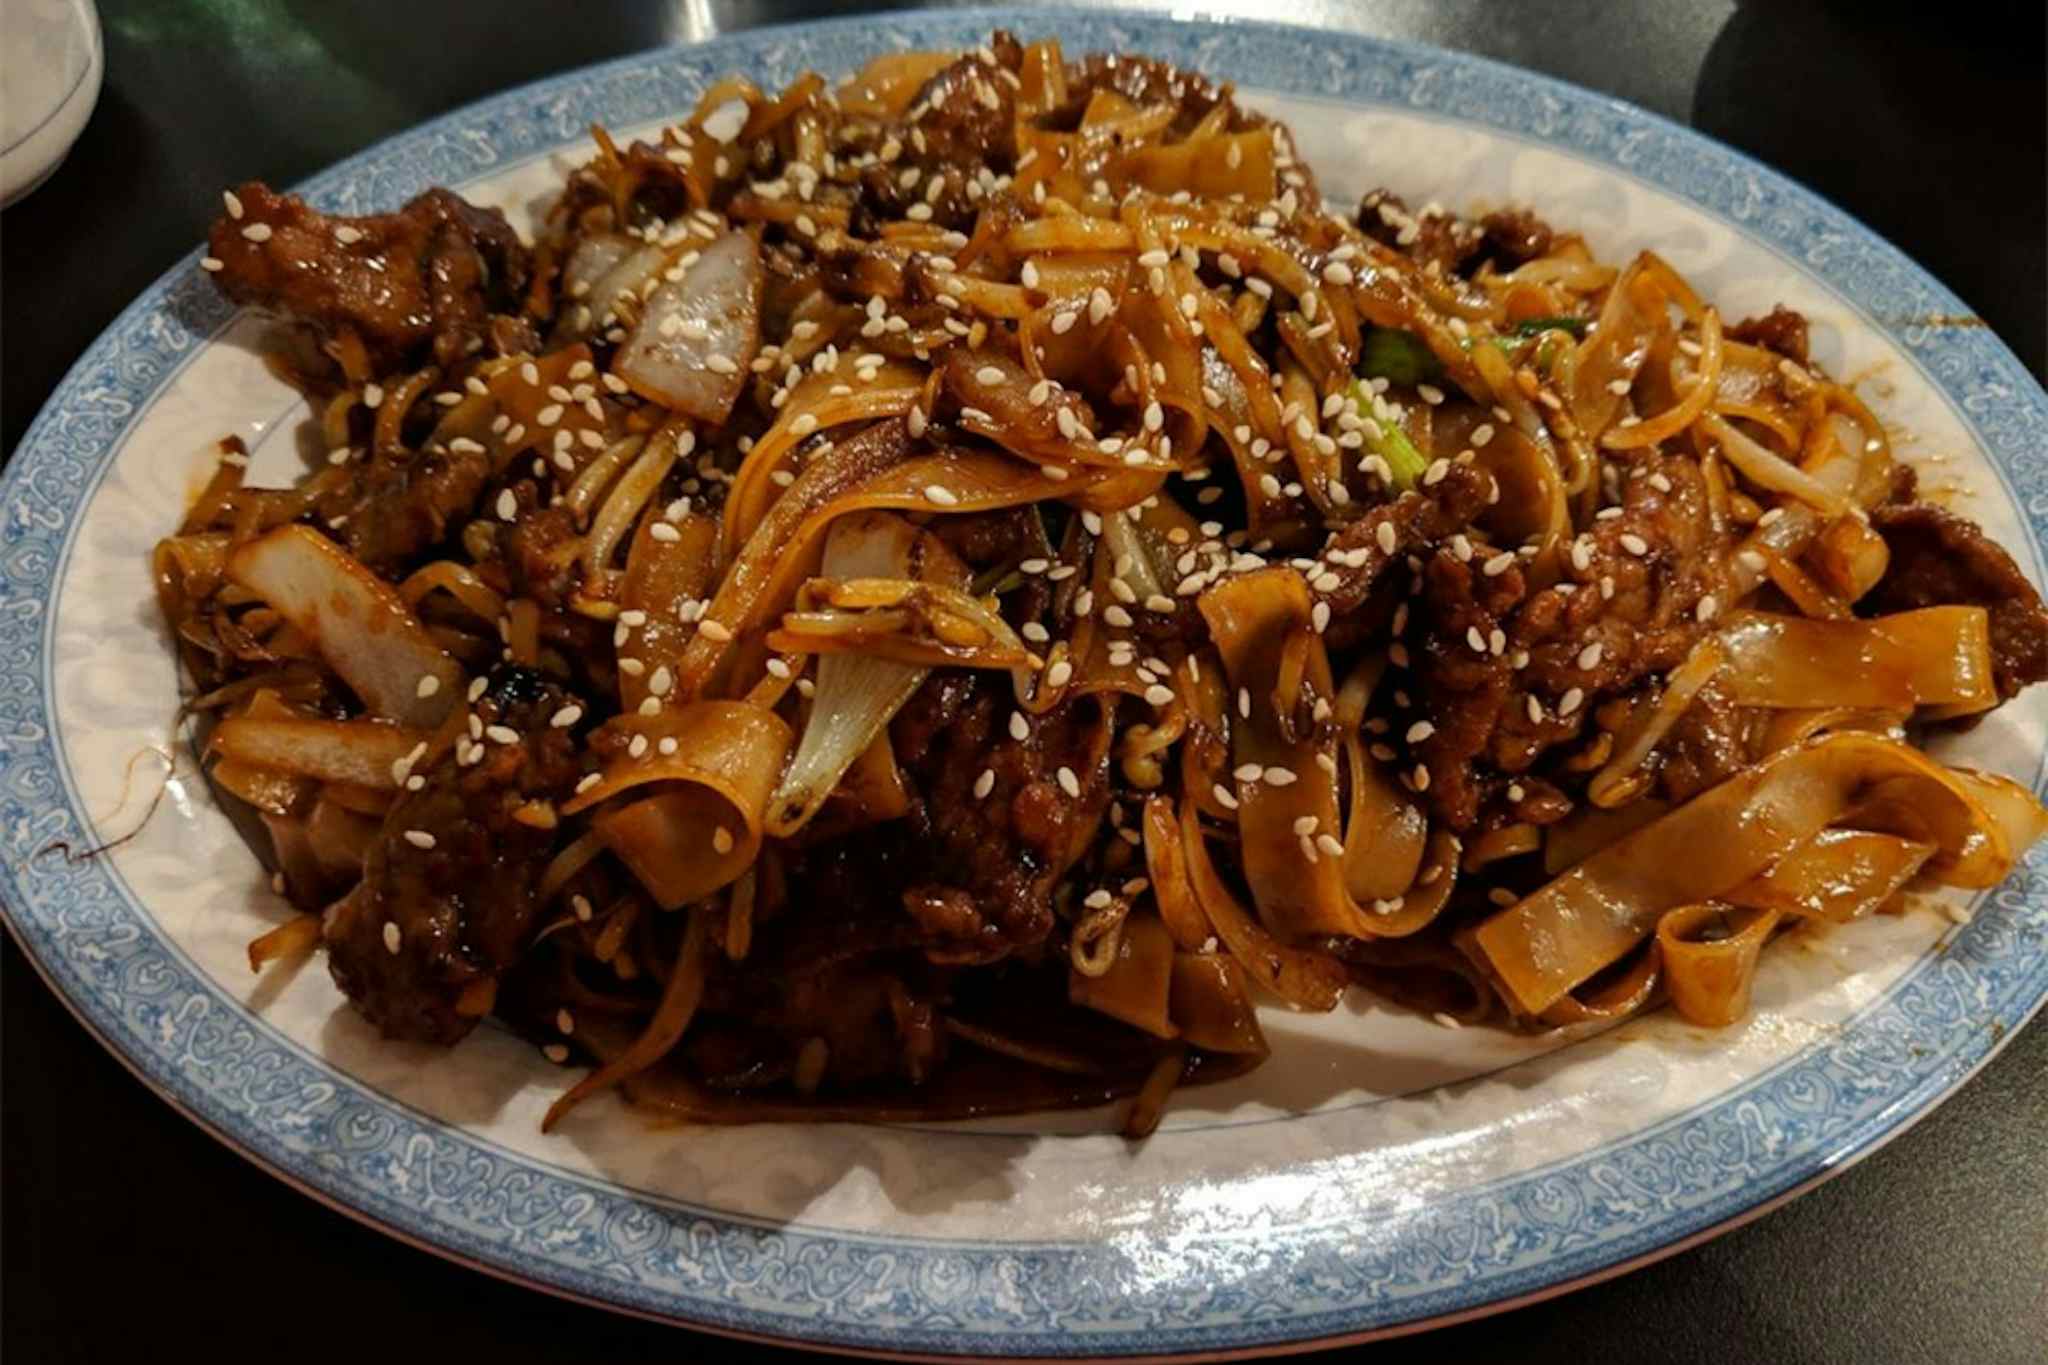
[5,8,2047,1359]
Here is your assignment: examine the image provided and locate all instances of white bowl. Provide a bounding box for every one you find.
[1,0,103,207]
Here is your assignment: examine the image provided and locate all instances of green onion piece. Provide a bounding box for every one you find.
[1356,327,1443,387]
[1349,379,1430,491]
[1509,315,1589,339]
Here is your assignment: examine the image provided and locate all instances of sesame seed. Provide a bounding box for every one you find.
[1057,766,1082,798]
[699,620,733,642]
[1265,767,1298,787]
[403,829,437,850]
[1050,309,1079,335]
[923,484,960,506]
[1213,783,1240,810]
[974,365,1006,386]
[1482,551,1516,577]
[628,734,649,759]
[1620,533,1650,556]
[1375,521,1398,555]
[1009,711,1030,742]
[199,256,224,272]
[413,675,442,701]
[1467,626,1489,653]
[543,1043,571,1064]
[1144,684,1175,706]
[382,922,402,954]
[1412,764,1431,791]
[1234,763,1265,784]
[1559,687,1584,717]
[1578,643,1604,670]
[973,768,996,799]
[496,489,518,521]
[1046,659,1074,688]
[1696,595,1720,623]
[485,724,519,744]
[1406,721,1436,744]
[711,826,735,855]
[240,223,272,242]
[550,704,583,729]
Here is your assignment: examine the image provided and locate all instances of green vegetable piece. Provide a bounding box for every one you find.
[1356,327,1442,386]
[1509,315,1589,339]
[1348,379,1430,491]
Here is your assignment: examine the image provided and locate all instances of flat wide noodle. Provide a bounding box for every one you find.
[1199,567,1451,943]
[1463,731,2027,1017]
[1717,607,1996,714]
[568,700,792,908]
[1655,902,1779,1028]
[1729,829,1934,923]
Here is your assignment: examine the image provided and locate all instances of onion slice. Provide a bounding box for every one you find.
[765,512,967,836]
[613,229,763,422]
[227,525,460,726]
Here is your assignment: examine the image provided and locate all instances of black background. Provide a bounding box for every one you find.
[4,3,2045,1361]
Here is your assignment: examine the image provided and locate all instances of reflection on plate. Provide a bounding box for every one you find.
[5,10,2046,1358]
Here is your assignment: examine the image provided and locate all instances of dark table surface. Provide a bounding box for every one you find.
[5,2,2046,1361]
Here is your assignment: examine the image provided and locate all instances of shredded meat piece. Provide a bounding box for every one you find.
[1863,502,2048,699]
[322,665,585,1044]
[1725,305,1812,366]
[891,671,1109,960]
[208,181,531,373]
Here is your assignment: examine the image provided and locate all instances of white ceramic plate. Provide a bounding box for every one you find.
[7,10,2047,1358]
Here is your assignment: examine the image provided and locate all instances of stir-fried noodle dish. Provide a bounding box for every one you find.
[160,34,2048,1136]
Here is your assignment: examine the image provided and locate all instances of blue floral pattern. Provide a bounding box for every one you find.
[5,10,2047,1356]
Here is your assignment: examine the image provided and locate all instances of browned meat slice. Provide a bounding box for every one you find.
[322,665,585,1044]
[1863,503,2048,699]
[906,45,1020,169]
[1478,208,1555,269]
[1657,680,1756,802]
[332,444,491,574]
[1358,193,1560,276]
[207,181,531,372]
[891,671,1110,960]
[1357,189,1484,276]
[1406,547,1528,829]
[1319,459,1495,616]
[1725,305,1811,366]
[1371,453,1732,828]
[1056,51,1249,139]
